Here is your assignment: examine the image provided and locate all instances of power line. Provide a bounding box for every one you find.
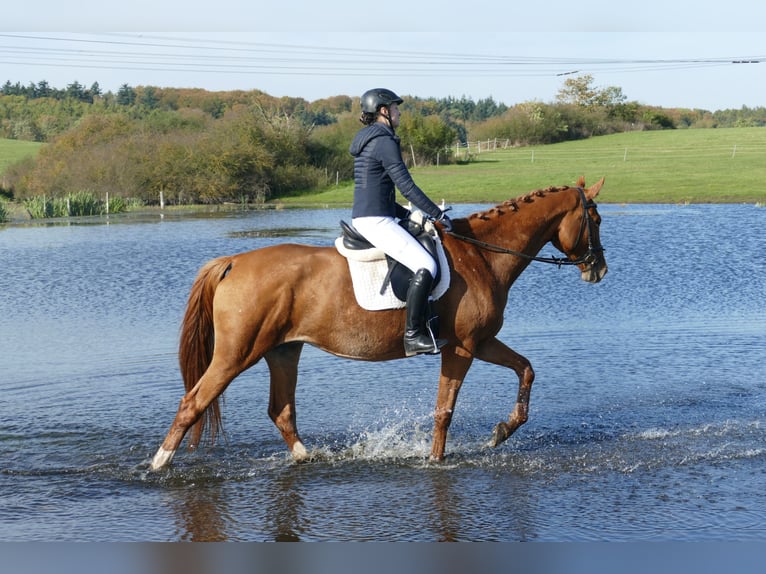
[0,32,760,79]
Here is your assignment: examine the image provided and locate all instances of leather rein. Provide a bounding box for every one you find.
[444,187,603,268]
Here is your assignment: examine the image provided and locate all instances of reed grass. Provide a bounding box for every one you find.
[20,191,128,219]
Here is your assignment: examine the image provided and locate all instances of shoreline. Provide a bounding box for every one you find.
[2,198,764,227]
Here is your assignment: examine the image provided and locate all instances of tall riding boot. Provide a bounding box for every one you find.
[403,269,447,357]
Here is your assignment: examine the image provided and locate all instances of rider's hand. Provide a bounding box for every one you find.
[437,212,453,233]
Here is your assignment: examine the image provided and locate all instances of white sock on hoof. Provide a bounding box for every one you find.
[150,447,175,470]
[291,441,308,461]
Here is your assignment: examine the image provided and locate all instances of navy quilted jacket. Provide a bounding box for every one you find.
[349,123,442,220]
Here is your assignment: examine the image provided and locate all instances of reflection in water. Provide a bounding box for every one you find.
[425,466,541,542]
[265,467,305,542]
[426,469,461,542]
[170,483,233,542]
[167,464,307,541]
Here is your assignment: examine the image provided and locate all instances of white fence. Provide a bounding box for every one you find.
[454,139,513,155]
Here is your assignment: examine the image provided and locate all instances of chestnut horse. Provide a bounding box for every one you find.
[150,176,607,470]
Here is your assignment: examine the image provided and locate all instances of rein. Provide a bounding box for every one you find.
[445,187,603,268]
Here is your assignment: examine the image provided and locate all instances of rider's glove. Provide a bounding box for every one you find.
[437,211,453,233]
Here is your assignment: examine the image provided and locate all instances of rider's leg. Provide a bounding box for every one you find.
[403,268,447,356]
[351,216,437,275]
[352,216,446,356]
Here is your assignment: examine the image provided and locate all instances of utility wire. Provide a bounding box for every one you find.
[0,32,760,78]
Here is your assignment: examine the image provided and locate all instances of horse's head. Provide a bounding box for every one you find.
[551,176,608,284]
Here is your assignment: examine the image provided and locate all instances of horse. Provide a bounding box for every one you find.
[149,176,608,470]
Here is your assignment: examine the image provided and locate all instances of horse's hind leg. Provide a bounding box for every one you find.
[265,342,308,461]
[150,357,242,470]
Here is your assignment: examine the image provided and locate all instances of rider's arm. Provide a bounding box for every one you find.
[378,137,442,220]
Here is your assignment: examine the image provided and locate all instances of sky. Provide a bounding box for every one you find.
[2,1,765,112]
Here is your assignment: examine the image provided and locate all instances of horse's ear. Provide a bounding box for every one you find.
[576,175,586,188]
[585,177,605,200]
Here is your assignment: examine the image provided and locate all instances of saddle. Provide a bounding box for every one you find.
[334,210,450,311]
[340,219,441,301]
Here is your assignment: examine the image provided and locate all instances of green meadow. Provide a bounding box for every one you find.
[282,127,766,206]
[2,127,765,208]
[0,138,43,173]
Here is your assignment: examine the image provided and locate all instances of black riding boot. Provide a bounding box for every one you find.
[403,269,447,357]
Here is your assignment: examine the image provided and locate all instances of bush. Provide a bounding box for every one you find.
[307,114,358,180]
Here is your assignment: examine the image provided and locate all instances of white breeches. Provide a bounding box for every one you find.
[352,216,436,276]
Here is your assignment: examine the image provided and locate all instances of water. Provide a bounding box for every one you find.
[1,203,764,541]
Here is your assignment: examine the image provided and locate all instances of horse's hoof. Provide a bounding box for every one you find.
[291,441,309,462]
[490,422,510,448]
[149,447,175,471]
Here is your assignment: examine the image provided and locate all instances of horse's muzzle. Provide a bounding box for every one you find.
[581,258,608,283]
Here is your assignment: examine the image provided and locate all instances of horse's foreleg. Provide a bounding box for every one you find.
[150,358,241,471]
[430,346,474,462]
[474,337,535,448]
[265,343,308,461]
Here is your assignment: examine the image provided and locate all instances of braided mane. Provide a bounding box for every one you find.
[469,185,570,222]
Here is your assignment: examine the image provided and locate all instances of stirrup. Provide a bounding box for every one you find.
[403,330,447,357]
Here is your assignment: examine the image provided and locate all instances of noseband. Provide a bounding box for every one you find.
[446,187,604,268]
[568,187,604,267]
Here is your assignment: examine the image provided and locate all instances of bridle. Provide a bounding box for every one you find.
[444,187,604,268]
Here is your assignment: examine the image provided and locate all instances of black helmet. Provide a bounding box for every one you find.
[361,88,403,113]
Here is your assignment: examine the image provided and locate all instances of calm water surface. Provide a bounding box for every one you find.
[1,203,764,541]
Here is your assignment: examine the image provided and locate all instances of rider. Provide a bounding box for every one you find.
[350,88,452,357]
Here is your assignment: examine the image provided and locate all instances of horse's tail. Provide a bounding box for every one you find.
[178,255,233,449]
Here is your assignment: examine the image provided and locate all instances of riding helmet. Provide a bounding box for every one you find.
[360,88,404,113]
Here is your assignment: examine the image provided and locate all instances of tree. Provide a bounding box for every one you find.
[116,84,136,106]
[140,86,159,110]
[556,74,626,108]
[398,113,457,165]
[36,81,52,98]
[66,81,87,102]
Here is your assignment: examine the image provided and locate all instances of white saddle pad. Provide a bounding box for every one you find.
[335,236,450,311]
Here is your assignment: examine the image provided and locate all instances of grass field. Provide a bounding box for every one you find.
[282,126,766,205]
[2,127,765,207]
[0,138,43,174]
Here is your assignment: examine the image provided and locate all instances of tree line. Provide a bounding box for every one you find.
[2,75,765,206]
